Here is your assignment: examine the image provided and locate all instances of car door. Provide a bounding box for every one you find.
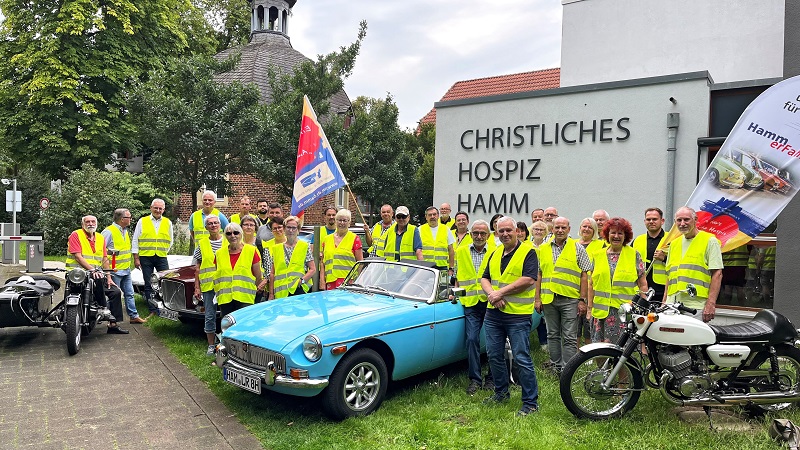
[430,273,468,366]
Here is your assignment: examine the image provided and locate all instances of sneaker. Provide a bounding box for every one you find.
[206,344,216,356]
[540,344,548,352]
[516,405,539,417]
[466,379,481,396]
[482,377,495,391]
[483,392,510,404]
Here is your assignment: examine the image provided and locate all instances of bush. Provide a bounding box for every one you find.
[39,164,174,255]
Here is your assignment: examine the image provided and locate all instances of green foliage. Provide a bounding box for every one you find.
[0,0,193,177]
[128,54,264,212]
[194,0,252,52]
[38,164,170,255]
[250,21,368,199]
[401,122,436,222]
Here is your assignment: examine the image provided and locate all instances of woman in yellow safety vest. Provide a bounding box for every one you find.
[530,221,548,249]
[578,217,607,254]
[586,217,648,343]
[269,216,317,299]
[319,209,364,290]
[239,214,267,303]
[214,222,266,318]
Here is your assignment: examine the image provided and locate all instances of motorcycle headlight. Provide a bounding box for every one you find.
[618,302,633,323]
[302,334,322,362]
[67,268,87,284]
[220,314,236,332]
[150,273,161,293]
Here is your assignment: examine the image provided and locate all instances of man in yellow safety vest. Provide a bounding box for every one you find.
[632,207,668,301]
[363,204,394,257]
[102,208,145,324]
[132,198,174,318]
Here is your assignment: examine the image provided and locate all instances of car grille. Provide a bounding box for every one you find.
[161,279,186,310]
[223,337,286,373]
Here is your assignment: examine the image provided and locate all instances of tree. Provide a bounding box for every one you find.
[401,122,436,221]
[194,0,252,53]
[249,21,367,199]
[38,164,169,255]
[331,95,417,225]
[128,55,265,212]
[0,0,193,177]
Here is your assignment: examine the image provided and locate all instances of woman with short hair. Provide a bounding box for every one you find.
[319,209,363,290]
[269,216,316,299]
[214,222,265,317]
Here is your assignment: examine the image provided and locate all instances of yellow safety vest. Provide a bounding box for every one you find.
[138,216,171,257]
[230,213,248,224]
[271,241,311,298]
[192,208,221,243]
[487,243,536,315]
[66,230,105,269]
[379,224,417,261]
[455,245,489,307]
[632,233,668,285]
[722,244,748,267]
[367,222,393,255]
[103,225,132,271]
[763,246,776,270]
[455,232,473,250]
[440,218,456,229]
[323,231,357,282]
[214,244,257,305]
[590,246,638,319]
[197,238,217,292]
[667,231,714,298]
[418,223,451,267]
[538,238,582,303]
[586,239,607,254]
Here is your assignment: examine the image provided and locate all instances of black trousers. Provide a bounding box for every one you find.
[92,279,123,323]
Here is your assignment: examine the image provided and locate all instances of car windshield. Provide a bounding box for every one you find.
[342,260,437,301]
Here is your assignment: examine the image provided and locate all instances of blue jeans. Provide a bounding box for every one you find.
[484,315,539,409]
[111,272,138,319]
[140,255,169,313]
[543,295,579,368]
[464,302,488,383]
[202,291,216,334]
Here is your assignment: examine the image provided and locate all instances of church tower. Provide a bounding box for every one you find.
[250,0,296,38]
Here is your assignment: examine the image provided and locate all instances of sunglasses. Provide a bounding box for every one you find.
[396,214,408,219]
[225,231,241,236]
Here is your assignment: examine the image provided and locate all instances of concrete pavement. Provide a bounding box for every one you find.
[0,263,263,450]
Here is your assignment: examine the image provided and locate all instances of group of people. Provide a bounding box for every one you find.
[375,202,722,417]
[69,193,724,417]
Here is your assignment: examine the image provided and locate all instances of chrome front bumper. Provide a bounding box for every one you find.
[217,346,329,390]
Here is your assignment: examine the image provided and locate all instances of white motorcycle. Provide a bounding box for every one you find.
[560,286,800,420]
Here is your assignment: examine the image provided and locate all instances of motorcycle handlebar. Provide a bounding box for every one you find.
[676,304,698,316]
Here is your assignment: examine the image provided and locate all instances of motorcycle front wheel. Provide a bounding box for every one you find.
[65,305,81,356]
[560,347,644,420]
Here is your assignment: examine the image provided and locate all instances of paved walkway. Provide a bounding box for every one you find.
[0,264,263,450]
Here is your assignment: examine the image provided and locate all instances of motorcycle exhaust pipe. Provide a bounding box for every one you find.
[676,390,800,407]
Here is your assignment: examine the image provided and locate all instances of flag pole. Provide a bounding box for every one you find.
[345,185,369,226]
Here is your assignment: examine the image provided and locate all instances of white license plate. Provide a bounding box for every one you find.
[224,367,262,394]
[159,308,179,321]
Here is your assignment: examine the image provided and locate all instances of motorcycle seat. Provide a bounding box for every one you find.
[709,309,797,344]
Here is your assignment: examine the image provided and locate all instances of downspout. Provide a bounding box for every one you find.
[665,113,680,228]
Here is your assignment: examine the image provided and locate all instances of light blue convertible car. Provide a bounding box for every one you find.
[216,258,472,420]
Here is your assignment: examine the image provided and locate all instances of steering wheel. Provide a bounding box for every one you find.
[403,282,429,297]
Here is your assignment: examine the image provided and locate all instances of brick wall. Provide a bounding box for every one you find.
[174,174,367,226]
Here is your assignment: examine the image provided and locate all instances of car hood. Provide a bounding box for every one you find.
[223,289,419,349]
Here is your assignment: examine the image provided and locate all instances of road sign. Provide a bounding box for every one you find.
[40,198,49,210]
[5,190,20,213]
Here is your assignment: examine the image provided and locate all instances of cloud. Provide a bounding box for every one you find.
[286,0,562,129]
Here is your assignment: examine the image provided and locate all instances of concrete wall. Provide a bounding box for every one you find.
[560,0,784,87]
[773,0,800,323]
[433,73,711,236]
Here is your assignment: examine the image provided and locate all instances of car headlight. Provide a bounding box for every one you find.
[150,273,161,293]
[302,334,322,362]
[618,303,633,323]
[220,314,236,332]
[67,268,87,284]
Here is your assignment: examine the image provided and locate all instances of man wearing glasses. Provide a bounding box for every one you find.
[377,206,423,261]
[455,219,494,395]
[133,198,173,318]
[543,206,558,243]
[102,208,145,324]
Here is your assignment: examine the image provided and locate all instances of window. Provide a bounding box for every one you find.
[717,235,776,310]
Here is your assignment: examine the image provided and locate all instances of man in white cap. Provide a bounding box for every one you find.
[377,206,423,261]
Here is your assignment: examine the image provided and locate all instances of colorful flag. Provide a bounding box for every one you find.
[662,75,800,251]
[290,95,348,216]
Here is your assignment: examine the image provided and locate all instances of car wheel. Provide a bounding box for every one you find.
[322,348,388,420]
[706,169,720,186]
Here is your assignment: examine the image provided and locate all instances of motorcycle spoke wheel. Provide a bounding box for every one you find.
[748,345,800,414]
[560,348,643,420]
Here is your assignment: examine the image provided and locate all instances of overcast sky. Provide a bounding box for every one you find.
[289,0,563,130]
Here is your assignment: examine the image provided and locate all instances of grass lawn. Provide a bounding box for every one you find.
[139,297,800,450]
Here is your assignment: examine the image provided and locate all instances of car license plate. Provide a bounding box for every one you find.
[159,308,179,321]
[224,367,262,394]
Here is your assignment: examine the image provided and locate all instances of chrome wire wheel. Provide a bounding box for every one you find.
[747,345,800,414]
[343,361,381,412]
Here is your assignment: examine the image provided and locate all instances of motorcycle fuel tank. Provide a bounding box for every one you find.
[646,312,716,345]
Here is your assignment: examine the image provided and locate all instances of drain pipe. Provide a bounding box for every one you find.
[666,113,680,227]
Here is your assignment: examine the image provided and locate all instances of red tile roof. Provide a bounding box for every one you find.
[419,68,560,126]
